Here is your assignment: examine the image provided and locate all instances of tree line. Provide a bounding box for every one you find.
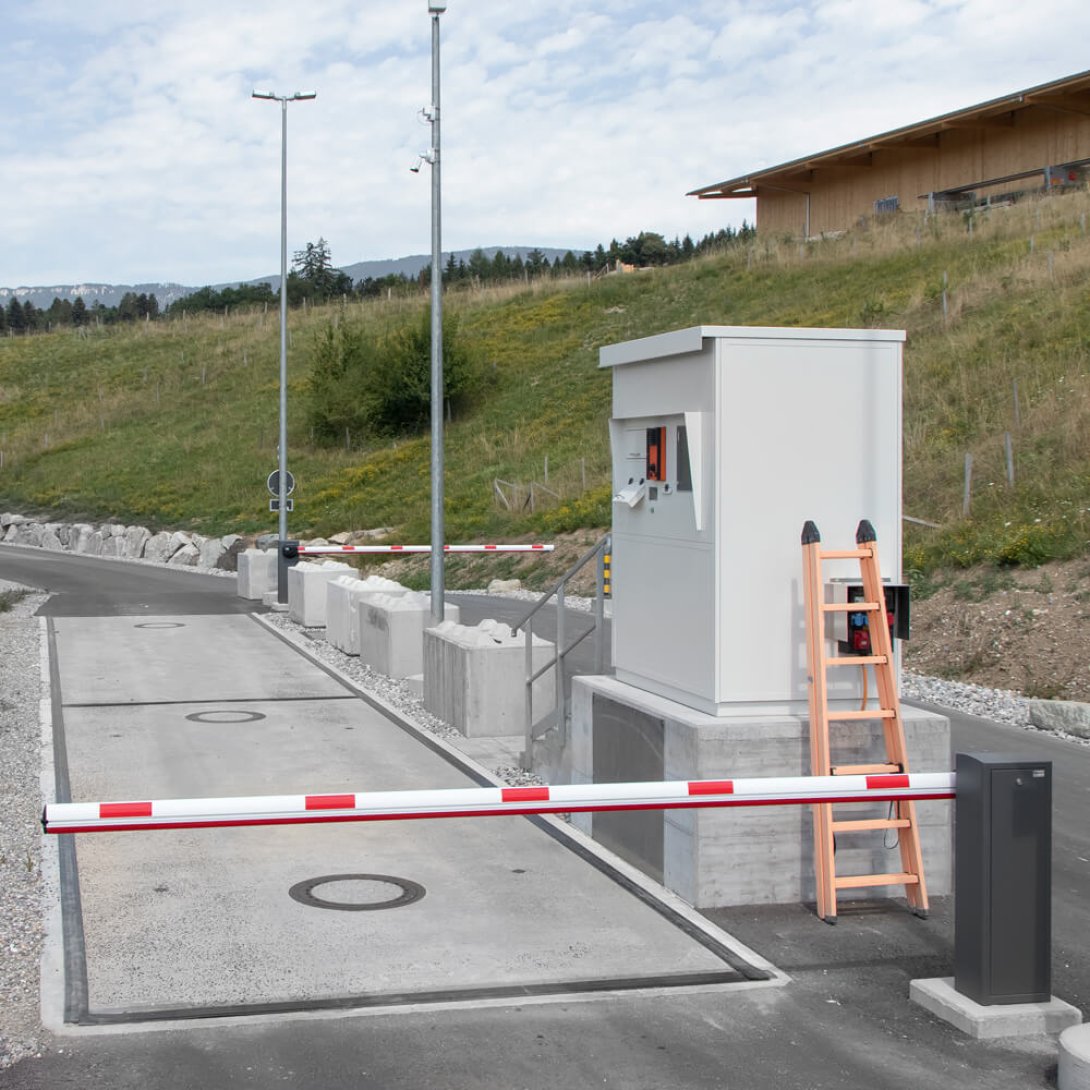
[3,222,755,333]
[0,291,159,334]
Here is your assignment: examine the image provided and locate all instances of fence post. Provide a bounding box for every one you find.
[963,452,973,516]
[1005,433,1015,487]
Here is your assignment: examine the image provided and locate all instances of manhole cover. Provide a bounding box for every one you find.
[185,710,267,724]
[288,874,426,912]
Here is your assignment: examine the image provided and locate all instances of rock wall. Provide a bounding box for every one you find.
[0,512,248,572]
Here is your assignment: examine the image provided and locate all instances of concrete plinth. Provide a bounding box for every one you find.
[358,592,459,680]
[286,561,354,627]
[424,619,555,738]
[237,549,278,600]
[911,977,1081,1040]
[563,675,952,909]
[326,575,408,655]
[1060,1024,1090,1088]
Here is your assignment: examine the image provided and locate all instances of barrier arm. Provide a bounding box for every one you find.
[43,773,956,835]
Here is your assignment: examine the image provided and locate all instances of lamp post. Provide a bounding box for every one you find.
[427,1,446,622]
[252,89,316,603]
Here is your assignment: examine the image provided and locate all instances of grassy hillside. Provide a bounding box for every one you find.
[2,188,1090,587]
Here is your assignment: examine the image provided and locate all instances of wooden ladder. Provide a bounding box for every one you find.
[801,518,929,925]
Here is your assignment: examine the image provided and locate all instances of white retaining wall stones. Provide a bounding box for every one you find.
[359,592,460,680]
[237,550,278,600]
[287,561,355,627]
[424,619,555,738]
[327,575,409,655]
[0,512,253,574]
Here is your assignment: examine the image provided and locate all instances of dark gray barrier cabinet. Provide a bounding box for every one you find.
[955,752,1052,1005]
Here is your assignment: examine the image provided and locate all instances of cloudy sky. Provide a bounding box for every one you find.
[4,0,1090,288]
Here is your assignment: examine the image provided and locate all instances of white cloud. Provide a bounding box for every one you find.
[2,0,1090,284]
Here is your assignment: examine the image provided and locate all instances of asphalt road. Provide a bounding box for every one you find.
[0,546,1085,1089]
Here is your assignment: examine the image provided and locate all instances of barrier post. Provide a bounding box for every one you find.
[954,752,1052,1005]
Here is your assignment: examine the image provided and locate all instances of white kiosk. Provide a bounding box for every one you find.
[562,326,951,908]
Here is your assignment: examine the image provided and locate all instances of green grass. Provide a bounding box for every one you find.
[3,189,1090,578]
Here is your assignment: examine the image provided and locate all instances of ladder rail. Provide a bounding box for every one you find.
[801,519,929,924]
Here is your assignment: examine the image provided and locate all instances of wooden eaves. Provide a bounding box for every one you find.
[688,68,1090,201]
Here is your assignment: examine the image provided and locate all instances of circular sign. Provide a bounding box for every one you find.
[267,470,296,496]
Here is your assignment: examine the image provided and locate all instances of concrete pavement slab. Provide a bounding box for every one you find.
[50,615,772,1023]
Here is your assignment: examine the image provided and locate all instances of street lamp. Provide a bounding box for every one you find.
[418,2,446,621]
[252,89,316,604]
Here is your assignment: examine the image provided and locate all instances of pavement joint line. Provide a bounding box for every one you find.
[61,695,358,710]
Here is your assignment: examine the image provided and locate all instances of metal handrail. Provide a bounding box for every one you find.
[517,534,610,772]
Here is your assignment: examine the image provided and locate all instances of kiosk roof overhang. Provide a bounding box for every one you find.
[688,69,1090,201]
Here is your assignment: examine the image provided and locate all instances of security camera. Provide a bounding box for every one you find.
[428,1,447,11]
[410,161,422,174]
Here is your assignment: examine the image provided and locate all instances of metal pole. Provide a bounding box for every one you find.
[277,96,289,603]
[429,3,445,622]
[252,90,315,603]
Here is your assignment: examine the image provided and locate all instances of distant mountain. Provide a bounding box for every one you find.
[0,247,582,311]
[0,282,192,311]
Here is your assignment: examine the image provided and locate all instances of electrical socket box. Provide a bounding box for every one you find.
[601,325,905,716]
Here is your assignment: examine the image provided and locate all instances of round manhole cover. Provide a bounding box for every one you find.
[288,874,426,912]
[185,709,267,724]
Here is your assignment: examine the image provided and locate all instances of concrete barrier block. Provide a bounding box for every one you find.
[237,549,278,600]
[287,560,354,627]
[423,619,555,738]
[326,575,409,655]
[360,593,460,679]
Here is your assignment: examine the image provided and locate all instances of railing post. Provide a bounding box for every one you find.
[594,537,607,674]
[556,584,566,739]
[522,620,534,771]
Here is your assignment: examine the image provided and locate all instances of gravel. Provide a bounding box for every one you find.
[0,581,48,1070]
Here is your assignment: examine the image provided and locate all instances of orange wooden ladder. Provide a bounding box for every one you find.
[801,518,929,925]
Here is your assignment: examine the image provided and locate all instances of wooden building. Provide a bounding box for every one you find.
[689,70,1090,238]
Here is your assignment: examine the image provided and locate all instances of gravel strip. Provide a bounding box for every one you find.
[0,582,48,1070]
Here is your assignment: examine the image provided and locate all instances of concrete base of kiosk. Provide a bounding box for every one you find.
[566,675,953,909]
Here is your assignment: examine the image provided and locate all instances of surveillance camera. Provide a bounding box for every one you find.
[410,162,421,174]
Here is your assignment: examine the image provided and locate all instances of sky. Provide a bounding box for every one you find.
[4,0,1090,288]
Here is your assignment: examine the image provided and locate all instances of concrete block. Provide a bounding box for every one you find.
[911,977,1081,1040]
[360,592,460,679]
[424,619,554,738]
[1060,1024,1090,1089]
[326,575,408,655]
[1029,699,1090,739]
[287,560,354,627]
[237,549,278,600]
[565,675,952,909]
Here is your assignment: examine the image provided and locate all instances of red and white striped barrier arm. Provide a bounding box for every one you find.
[42,772,955,835]
[295,544,554,556]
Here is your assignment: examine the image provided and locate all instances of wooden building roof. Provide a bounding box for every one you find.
[689,69,1090,202]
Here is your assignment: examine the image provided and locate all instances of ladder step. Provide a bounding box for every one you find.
[819,549,872,560]
[826,709,896,721]
[834,872,920,890]
[831,763,901,775]
[830,818,911,833]
[822,601,880,613]
[828,656,888,667]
